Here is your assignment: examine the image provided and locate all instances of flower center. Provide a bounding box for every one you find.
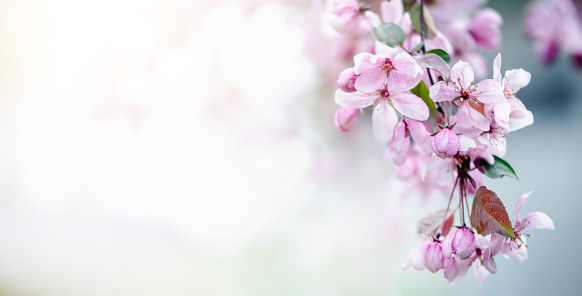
[373,87,391,105]
[503,87,516,99]
[480,124,504,144]
[380,60,395,75]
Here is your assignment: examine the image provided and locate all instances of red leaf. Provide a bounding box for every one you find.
[470,186,515,238]
[417,206,457,239]
[441,213,455,237]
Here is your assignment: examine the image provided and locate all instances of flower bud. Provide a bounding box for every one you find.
[337,67,358,92]
[326,0,361,33]
[469,8,502,50]
[432,128,459,158]
[334,107,359,132]
[442,227,476,260]
[540,40,559,65]
[425,241,445,273]
[573,52,582,70]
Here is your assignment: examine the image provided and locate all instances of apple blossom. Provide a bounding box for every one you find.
[337,67,358,92]
[334,107,359,132]
[523,0,582,69]
[429,60,504,105]
[469,9,502,50]
[325,0,551,285]
[491,53,534,132]
[403,239,446,273]
[432,127,459,158]
[335,85,429,142]
[442,226,476,259]
[353,52,423,93]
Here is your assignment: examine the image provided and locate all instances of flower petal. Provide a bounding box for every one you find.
[474,79,504,104]
[493,53,502,83]
[391,93,429,121]
[521,212,555,231]
[380,0,402,24]
[473,263,490,286]
[335,89,375,109]
[407,119,432,154]
[444,257,458,282]
[389,53,423,92]
[450,60,474,90]
[490,99,511,132]
[429,81,459,103]
[372,100,398,142]
[354,71,386,93]
[504,69,531,92]
[354,53,386,93]
[387,121,411,166]
[501,236,528,263]
[482,248,497,274]
[452,103,490,136]
[402,240,431,271]
[458,135,476,152]
[515,191,533,222]
[508,98,534,131]
[334,107,359,132]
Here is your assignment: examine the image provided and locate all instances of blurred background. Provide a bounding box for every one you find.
[0,0,579,295]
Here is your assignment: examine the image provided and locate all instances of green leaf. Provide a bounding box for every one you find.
[410,80,435,109]
[471,186,515,239]
[477,155,519,180]
[372,23,405,47]
[402,0,415,12]
[425,49,451,64]
[409,4,437,39]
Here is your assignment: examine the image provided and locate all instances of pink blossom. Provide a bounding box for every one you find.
[380,0,411,34]
[493,191,554,264]
[403,240,446,273]
[394,152,423,180]
[325,0,366,33]
[353,52,423,93]
[337,67,358,92]
[491,54,533,132]
[450,102,489,138]
[473,246,497,285]
[469,8,502,50]
[442,227,476,259]
[445,19,476,52]
[406,119,433,155]
[514,192,555,237]
[425,240,446,272]
[335,86,429,142]
[422,154,456,186]
[402,240,431,271]
[334,107,359,132]
[432,128,459,158]
[387,121,410,166]
[429,60,504,105]
[443,257,459,282]
[387,119,431,166]
[523,0,582,66]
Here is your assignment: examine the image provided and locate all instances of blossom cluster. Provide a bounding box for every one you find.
[523,0,582,68]
[403,189,554,284]
[325,0,553,284]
